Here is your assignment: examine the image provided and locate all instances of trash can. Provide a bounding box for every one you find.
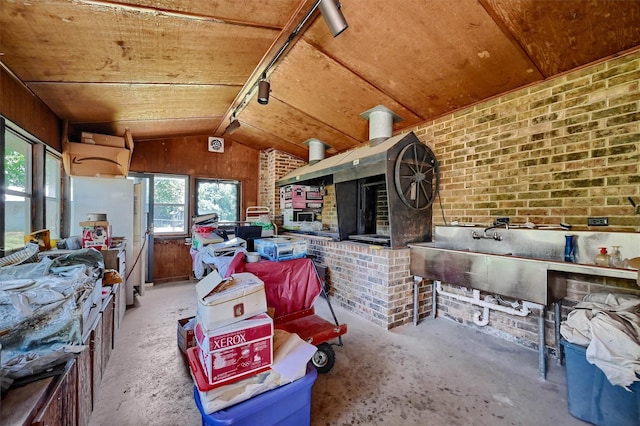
[562,339,640,426]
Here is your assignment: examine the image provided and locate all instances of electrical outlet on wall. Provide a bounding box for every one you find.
[587,217,608,226]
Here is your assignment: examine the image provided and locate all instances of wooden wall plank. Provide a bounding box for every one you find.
[131,135,260,283]
[0,69,61,150]
[130,135,260,214]
[152,238,192,283]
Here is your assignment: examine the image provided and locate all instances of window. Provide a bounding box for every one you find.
[153,175,188,234]
[45,152,62,239]
[195,179,240,222]
[3,123,33,251]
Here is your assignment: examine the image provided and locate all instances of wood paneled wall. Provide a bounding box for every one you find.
[130,135,261,283]
[152,238,192,284]
[1,68,61,150]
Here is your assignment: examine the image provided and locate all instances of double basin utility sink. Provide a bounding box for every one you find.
[409,226,639,305]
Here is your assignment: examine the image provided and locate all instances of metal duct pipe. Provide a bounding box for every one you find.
[304,138,330,165]
[360,105,403,144]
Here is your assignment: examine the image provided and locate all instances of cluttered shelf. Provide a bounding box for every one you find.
[0,248,123,426]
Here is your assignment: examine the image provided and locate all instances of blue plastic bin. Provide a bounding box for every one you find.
[194,363,317,426]
[562,339,640,426]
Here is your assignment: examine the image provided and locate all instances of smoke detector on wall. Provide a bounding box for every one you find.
[208,137,224,153]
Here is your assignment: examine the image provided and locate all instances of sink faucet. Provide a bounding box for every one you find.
[472,222,508,240]
[485,222,509,232]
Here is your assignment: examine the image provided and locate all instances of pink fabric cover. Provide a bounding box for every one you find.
[225,253,322,318]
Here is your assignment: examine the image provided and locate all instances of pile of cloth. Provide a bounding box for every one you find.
[0,249,103,391]
[560,292,640,390]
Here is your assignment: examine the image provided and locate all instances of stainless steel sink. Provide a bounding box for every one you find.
[409,242,558,304]
[409,227,640,305]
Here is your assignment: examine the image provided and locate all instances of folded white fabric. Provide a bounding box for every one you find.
[561,293,640,390]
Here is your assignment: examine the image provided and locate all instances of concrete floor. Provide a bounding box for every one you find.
[89,280,586,426]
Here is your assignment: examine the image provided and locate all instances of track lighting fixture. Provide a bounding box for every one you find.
[257,75,270,105]
[224,116,241,135]
[318,0,348,37]
[225,0,348,123]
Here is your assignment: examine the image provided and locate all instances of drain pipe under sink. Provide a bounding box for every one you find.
[434,280,548,379]
[435,281,540,320]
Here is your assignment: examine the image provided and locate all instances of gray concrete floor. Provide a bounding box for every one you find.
[89,280,586,426]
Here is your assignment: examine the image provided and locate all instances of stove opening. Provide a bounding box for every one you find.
[357,177,388,236]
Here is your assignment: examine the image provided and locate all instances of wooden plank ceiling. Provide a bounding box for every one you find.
[1,0,640,160]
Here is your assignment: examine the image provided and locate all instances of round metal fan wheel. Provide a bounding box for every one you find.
[394,141,440,210]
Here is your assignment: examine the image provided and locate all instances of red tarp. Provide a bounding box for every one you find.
[225,253,322,319]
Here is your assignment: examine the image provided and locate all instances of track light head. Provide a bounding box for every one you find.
[257,79,270,105]
[224,118,241,135]
[318,0,348,37]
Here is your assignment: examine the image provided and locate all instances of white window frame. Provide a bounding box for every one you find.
[2,119,34,252]
[153,174,189,235]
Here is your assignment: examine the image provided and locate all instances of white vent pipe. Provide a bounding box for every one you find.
[360,105,403,143]
[434,281,543,325]
[304,138,330,165]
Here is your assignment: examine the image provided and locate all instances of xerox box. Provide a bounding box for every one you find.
[194,313,273,386]
[177,317,197,354]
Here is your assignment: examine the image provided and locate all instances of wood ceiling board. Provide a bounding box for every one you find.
[0,0,278,84]
[239,97,361,153]
[107,0,302,28]
[484,0,640,76]
[29,82,239,122]
[227,127,309,160]
[68,118,220,141]
[212,0,322,136]
[304,0,543,118]
[269,39,423,141]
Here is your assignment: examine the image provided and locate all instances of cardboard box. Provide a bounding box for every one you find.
[62,125,134,178]
[280,185,323,210]
[282,200,324,209]
[195,313,273,386]
[177,316,197,354]
[80,220,111,250]
[254,237,307,261]
[196,271,267,330]
[24,229,51,252]
[81,132,126,148]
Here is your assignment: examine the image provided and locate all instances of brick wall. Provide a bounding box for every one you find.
[407,50,640,355]
[306,237,414,329]
[408,50,640,232]
[258,149,305,223]
[259,50,640,353]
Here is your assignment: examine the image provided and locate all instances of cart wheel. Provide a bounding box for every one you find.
[312,343,335,373]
